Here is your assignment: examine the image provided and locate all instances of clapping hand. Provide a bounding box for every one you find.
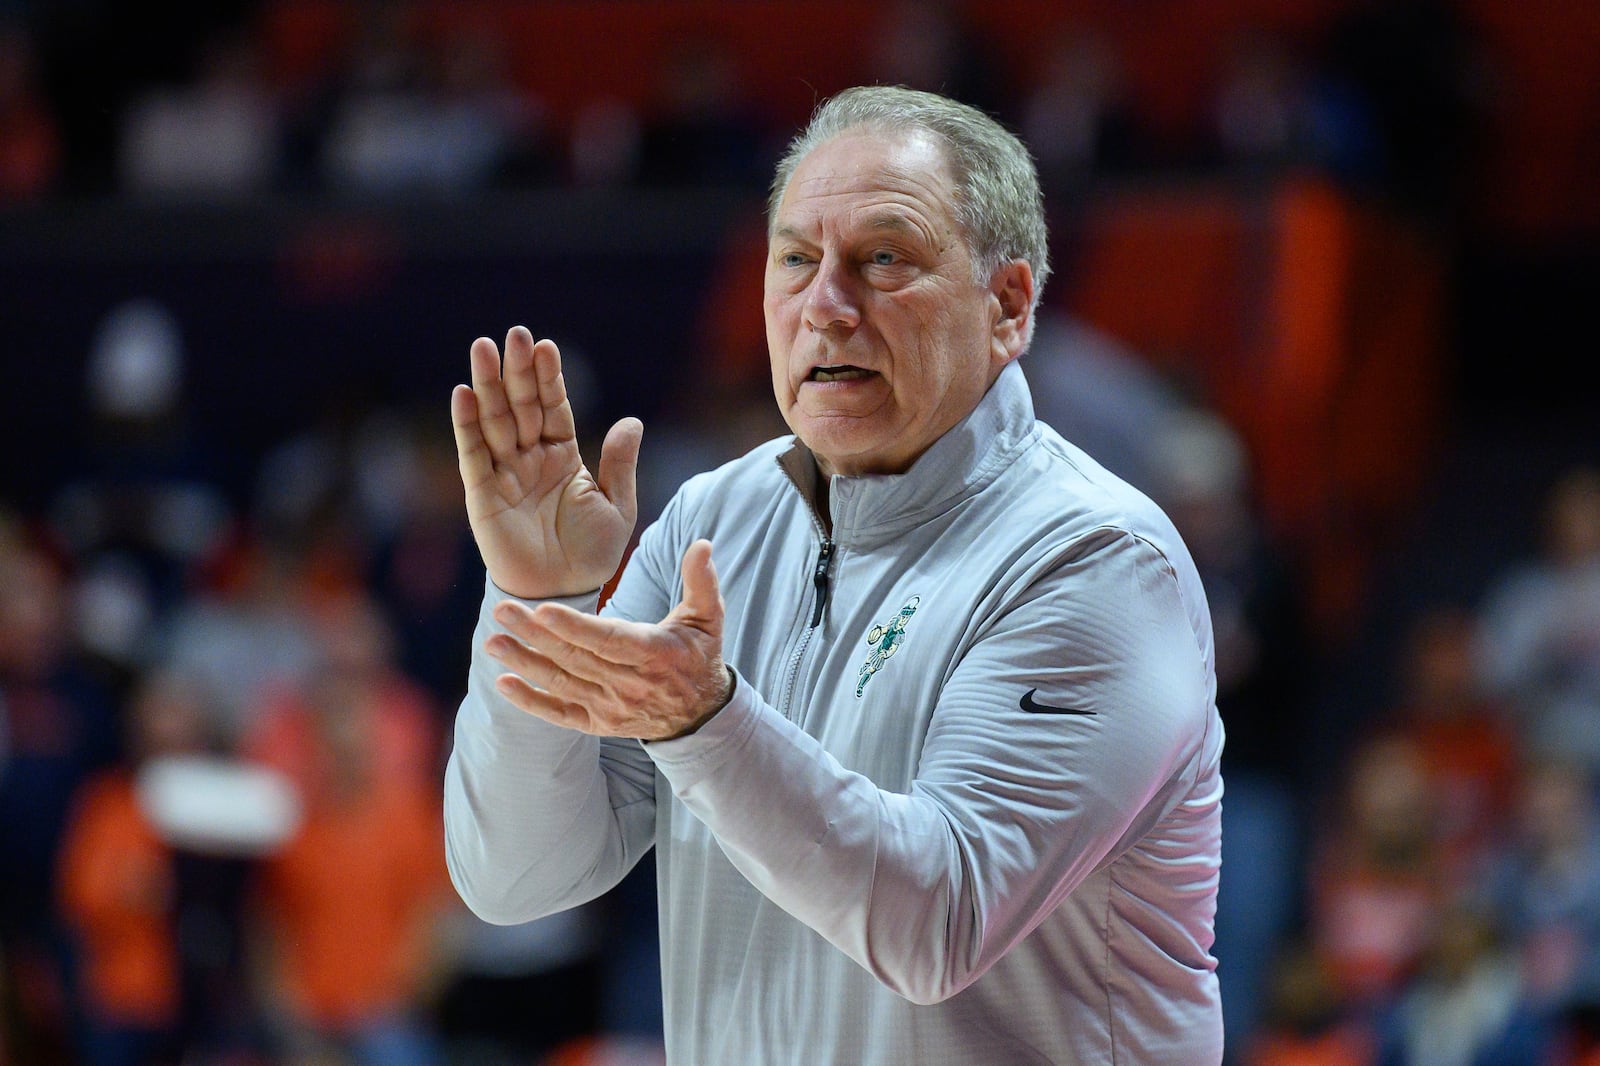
[485,539,734,740]
[451,327,641,599]
[452,328,732,738]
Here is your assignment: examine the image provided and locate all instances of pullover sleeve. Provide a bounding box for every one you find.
[644,527,1218,1004]
[443,577,660,925]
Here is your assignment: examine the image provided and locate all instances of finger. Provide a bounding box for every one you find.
[501,327,545,450]
[672,539,724,633]
[450,384,492,486]
[490,597,539,635]
[469,335,519,459]
[493,673,593,731]
[530,337,578,444]
[495,601,654,666]
[484,632,608,703]
[596,417,643,528]
[494,625,625,690]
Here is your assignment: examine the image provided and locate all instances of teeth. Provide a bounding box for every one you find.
[812,366,870,382]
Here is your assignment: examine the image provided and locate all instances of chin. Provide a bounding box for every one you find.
[797,421,881,462]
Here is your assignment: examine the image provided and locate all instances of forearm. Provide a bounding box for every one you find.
[647,678,989,1005]
[443,580,656,924]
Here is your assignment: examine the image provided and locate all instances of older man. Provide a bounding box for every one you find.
[445,86,1224,1064]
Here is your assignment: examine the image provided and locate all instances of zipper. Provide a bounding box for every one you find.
[778,534,836,720]
[809,539,835,628]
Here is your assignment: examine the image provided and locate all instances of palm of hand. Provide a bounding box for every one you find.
[470,439,629,597]
[453,329,642,599]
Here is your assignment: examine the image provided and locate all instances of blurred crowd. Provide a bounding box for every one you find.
[2,0,1494,224]
[1239,466,1600,1065]
[0,296,656,1065]
[2,1,1598,1065]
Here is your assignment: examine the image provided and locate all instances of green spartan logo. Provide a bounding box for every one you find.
[856,596,920,697]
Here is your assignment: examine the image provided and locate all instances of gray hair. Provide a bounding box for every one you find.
[768,85,1051,307]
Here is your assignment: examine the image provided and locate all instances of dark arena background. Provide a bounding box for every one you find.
[1,2,1597,1064]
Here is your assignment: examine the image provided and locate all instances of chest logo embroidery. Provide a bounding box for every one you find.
[856,596,920,697]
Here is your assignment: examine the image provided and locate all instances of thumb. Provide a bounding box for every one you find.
[596,416,643,525]
[673,539,724,635]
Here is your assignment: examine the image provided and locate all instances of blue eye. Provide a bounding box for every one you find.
[871,250,897,265]
[781,253,808,268]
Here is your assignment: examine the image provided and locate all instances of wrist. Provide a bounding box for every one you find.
[486,572,604,604]
[660,665,736,741]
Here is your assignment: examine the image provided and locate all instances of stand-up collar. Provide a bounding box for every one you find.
[776,360,1040,547]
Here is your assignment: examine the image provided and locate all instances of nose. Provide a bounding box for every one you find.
[801,256,861,333]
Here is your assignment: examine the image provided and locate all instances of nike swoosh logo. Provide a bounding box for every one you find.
[1020,688,1097,716]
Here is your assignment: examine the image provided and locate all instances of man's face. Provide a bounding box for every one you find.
[764,129,1032,478]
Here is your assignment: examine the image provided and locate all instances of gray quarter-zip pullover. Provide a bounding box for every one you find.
[445,360,1225,1064]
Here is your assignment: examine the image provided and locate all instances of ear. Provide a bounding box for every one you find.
[988,259,1036,368]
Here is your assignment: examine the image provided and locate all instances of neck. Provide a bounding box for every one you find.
[812,468,833,537]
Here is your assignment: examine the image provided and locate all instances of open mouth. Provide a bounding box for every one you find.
[808,364,874,383]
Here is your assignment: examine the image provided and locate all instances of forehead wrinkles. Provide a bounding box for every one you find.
[776,132,959,238]
[777,183,958,259]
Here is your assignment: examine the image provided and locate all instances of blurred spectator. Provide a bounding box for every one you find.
[428,20,556,188]
[863,0,1009,123]
[631,36,769,190]
[1245,940,1376,1066]
[92,676,301,1063]
[56,670,212,1066]
[431,903,606,1066]
[1477,467,1600,771]
[118,27,282,197]
[250,682,450,1065]
[1478,757,1600,1011]
[1018,30,1137,199]
[367,421,488,709]
[1209,29,1318,178]
[154,536,318,744]
[1371,903,1551,1066]
[317,8,545,196]
[591,856,665,1052]
[255,400,482,709]
[252,399,407,558]
[50,300,234,683]
[0,19,60,199]
[1379,608,1519,883]
[1025,311,1191,495]
[1143,408,1310,785]
[314,8,429,194]
[0,522,118,1063]
[241,589,440,805]
[1141,406,1313,1052]
[1308,735,1444,1011]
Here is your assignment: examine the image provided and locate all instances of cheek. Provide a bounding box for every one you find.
[764,284,801,331]
[763,309,796,402]
[908,340,982,416]
[764,304,792,372]
[768,356,792,406]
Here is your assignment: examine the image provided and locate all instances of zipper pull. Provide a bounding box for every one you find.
[809,540,834,628]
